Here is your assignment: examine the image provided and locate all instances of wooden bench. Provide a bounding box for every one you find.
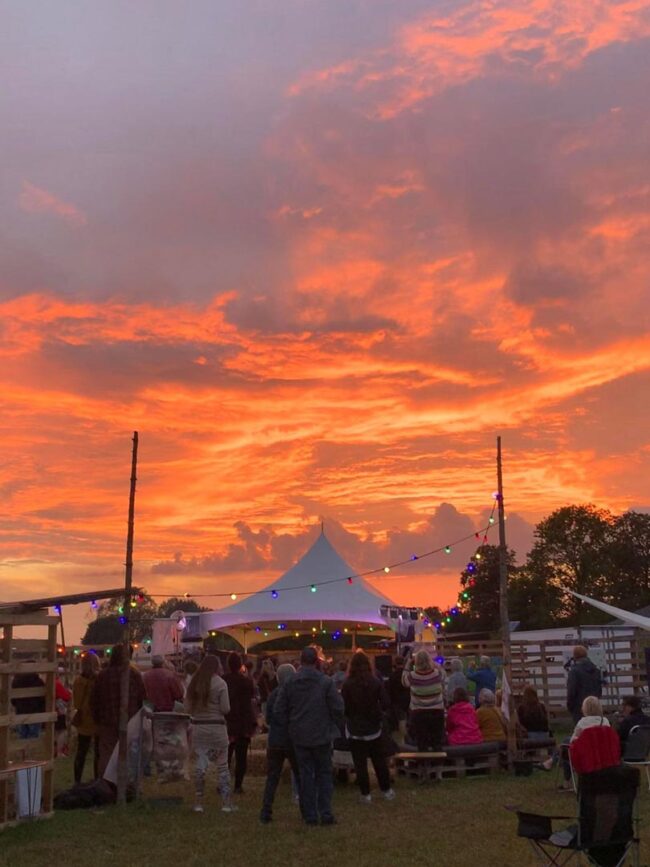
[395,752,447,782]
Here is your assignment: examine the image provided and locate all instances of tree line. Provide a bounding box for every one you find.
[426,505,650,633]
[82,596,209,645]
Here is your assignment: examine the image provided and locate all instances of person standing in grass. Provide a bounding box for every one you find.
[223,652,257,794]
[566,646,602,724]
[260,663,299,823]
[72,653,100,782]
[90,643,146,776]
[342,651,395,804]
[446,658,468,705]
[185,654,235,814]
[402,649,446,751]
[11,667,46,739]
[274,646,344,826]
[143,654,184,712]
[467,656,497,708]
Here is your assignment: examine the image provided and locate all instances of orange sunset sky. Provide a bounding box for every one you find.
[1,1,649,643]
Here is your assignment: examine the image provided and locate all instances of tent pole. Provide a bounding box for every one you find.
[497,436,515,769]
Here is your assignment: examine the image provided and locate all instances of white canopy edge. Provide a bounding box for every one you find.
[200,609,391,632]
[564,588,650,631]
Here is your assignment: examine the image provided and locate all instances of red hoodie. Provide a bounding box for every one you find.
[446,700,483,745]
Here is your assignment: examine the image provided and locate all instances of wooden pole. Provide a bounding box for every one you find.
[497,436,516,766]
[116,431,139,805]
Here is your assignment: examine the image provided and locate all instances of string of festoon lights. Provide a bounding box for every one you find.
[87,498,501,636]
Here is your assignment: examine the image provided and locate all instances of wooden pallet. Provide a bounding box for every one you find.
[1,612,58,830]
[395,751,447,782]
[439,751,499,778]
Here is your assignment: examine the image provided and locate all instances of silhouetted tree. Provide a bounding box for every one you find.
[608,511,650,611]
[157,597,209,617]
[81,615,123,646]
[524,505,614,626]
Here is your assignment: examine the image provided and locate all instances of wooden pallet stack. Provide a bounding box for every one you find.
[0,608,58,830]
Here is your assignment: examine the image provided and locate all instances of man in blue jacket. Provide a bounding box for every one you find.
[467,656,497,708]
[274,646,344,826]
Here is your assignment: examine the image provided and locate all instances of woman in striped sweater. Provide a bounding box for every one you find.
[402,649,446,751]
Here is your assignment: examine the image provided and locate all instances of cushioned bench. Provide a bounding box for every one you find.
[440,742,501,778]
[401,740,502,778]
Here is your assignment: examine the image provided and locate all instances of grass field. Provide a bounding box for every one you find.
[2,757,649,867]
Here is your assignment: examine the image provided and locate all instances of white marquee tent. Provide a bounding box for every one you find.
[152,531,419,653]
[201,531,396,631]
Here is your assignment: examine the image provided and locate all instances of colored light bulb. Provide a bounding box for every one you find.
[444,546,451,554]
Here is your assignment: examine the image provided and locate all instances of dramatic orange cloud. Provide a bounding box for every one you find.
[0,1,648,642]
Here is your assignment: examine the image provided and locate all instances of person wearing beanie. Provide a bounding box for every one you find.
[274,647,344,826]
[260,663,298,823]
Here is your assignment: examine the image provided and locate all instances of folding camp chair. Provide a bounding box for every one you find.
[513,765,640,866]
[622,725,650,793]
[559,725,621,794]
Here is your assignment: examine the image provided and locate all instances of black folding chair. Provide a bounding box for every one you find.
[622,725,650,792]
[513,765,640,866]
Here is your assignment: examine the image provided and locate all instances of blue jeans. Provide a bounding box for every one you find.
[261,747,300,818]
[19,724,41,739]
[294,743,333,823]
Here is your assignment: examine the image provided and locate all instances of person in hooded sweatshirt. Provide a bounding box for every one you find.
[567,646,602,724]
[260,663,300,824]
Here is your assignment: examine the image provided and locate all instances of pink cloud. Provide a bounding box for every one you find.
[19,181,87,227]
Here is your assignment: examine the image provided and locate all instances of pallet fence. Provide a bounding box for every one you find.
[0,609,58,830]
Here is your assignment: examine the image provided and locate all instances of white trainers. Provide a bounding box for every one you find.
[222,804,239,813]
[192,804,204,813]
[383,788,396,801]
[360,794,372,804]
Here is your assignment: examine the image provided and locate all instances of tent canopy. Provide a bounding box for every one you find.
[564,588,650,631]
[200,531,396,634]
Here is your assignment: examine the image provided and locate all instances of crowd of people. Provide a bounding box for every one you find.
[11,641,649,824]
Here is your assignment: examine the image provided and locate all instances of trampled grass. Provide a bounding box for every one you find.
[2,759,649,867]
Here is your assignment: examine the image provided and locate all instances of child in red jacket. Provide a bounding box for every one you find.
[55,669,72,757]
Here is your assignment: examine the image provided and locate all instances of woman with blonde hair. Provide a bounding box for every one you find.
[554,696,610,788]
[570,696,609,742]
[402,648,445,751]
[185,654,234,814]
